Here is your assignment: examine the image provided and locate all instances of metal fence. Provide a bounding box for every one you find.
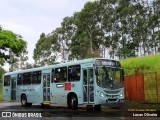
[124,74,145,102]
[124,72,160,103]
[144,72,160,103]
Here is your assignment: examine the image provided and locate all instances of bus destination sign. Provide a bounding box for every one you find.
[95,59,121,67]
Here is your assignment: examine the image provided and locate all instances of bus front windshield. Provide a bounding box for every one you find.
[96,67,123,89]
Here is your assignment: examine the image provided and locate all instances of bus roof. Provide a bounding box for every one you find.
[4,58,119,76]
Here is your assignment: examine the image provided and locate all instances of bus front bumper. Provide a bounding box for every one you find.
[95,95,124,106]
[106,99,124,107]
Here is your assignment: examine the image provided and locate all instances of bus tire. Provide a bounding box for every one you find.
[21,95,28,107]
[68,95,78,110]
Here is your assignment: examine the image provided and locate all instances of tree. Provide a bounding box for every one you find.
[70,2,102,59]
[0,66,5,83]
[9,47,28,71]
[53,27,69,62]
[33,32,61,66]
[33,33,49,66]
[33,0,160,62]
[0,28,27,65]
[99,0,119,59]
[61,16,76,61]
[25,62,33,69]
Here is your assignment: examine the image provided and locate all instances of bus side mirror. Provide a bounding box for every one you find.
[122,69,124,81]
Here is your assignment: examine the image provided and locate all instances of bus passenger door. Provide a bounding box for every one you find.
[83,68,94,104]
[11,77,16,101]
[43,74,50,102]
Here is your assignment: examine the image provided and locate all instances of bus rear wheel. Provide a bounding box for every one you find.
[21,95,27,107]
[21,95,32,107]
[67,95,78,110]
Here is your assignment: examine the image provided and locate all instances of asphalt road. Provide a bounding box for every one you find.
[0,102,159,120]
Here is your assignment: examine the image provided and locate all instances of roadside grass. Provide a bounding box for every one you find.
[120,54,160,75]
[0,82,2,101]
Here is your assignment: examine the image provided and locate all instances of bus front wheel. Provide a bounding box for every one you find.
[67,95,78,110]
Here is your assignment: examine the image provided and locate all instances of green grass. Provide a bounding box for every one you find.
[120,54,160,75]
[0,82,2,101]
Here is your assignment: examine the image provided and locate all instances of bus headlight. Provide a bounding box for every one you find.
[99,91,106,98]
[120,93,123,97]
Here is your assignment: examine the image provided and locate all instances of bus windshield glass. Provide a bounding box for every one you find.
[95,59,123,89]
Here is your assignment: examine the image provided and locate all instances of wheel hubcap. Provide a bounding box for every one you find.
[71,98,74,106]
[22,98,26,105]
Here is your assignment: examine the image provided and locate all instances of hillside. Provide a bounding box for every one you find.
[120,54,160,75]
[0,82,2,101]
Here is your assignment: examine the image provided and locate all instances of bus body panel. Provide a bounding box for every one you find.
[51,81,83,104]
[3,86,11,101]
[51,83,67,104]
[50,64,83,105]
[16,84,43,104]
[71,81,83,104]
[3,74,17,102]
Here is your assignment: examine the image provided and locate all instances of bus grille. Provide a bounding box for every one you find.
[108,99,118,102]
[104,90,120,94]
[106,95,119,98]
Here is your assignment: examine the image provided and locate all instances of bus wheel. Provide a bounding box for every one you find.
[21,95,27,107]
[68,95,78,110]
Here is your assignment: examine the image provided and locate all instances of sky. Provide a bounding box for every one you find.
[0,0,94,66]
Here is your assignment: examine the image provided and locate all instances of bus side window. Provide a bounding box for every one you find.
[4,75,10,86]
[32,72,37,84]
[17,74,23,85]
[37,71,41,83]
[68,68,72,82]
[32,71,41,84]
[55,67,67,83]
[68,65,81,82]
[23,72,31,85]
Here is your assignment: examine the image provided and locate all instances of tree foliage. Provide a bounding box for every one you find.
[33,0,160,65]
[9,47,29,71]
[0,28,27,65]
[0,67,5,83]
